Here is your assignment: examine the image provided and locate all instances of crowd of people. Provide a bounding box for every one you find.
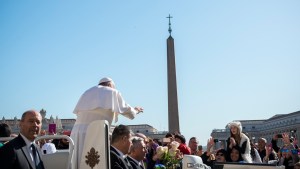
[1,116,300,169]
[110,122,300,169]
[137,121,300,169]
[0,77,299,169]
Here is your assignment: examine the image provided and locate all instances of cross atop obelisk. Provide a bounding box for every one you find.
[166,14,173,36]
[166,14,180,133]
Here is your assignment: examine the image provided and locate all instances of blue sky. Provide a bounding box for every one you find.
[1,1,299,145]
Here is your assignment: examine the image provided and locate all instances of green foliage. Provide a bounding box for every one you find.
[161,152,181,169]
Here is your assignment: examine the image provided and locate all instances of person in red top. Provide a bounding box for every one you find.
[174,134,191,155]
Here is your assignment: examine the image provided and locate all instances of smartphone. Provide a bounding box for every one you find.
[277,134,283,138]
[290,130,296,137]
[163,138,171,143]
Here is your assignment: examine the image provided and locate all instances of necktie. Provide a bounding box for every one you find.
[124,157,132,169]
[139,163,144,169]
[31,144,42,169]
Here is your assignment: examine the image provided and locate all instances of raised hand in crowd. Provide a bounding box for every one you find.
[229,137,236,149]
[206,137,215,154]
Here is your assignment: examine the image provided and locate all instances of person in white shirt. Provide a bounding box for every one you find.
[71,77,143,169]
[0,110,45,169]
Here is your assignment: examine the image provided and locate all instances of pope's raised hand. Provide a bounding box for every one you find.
[134,107,144,113]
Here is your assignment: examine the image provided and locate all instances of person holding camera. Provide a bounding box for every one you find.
[201,137,217,167]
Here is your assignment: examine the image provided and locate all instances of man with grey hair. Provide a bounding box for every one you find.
[127,137,147,169]
[0,110,45,169]
[188,137,199,155]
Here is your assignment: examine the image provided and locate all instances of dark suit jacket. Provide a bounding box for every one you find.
[0,134,45,169]
[110,146,133,169]
[126,156,143,169]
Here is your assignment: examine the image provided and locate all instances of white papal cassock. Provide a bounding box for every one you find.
[70,85,138,169]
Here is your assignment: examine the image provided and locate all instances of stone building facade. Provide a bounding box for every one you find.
[211,110,300,148]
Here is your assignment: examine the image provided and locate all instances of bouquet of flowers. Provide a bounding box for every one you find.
[154,141,183,169]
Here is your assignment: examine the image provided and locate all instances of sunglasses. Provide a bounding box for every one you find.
[216,153,224,157]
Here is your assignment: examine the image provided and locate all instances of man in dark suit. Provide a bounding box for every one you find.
[0,110,45,169]
[126,137,147,169]
[110,124,133,169]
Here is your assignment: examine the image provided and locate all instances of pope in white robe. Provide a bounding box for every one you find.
[70,77,143,169]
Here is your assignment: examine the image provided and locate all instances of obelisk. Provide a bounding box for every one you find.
[166,14,180,133]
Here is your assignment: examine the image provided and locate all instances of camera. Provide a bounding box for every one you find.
[277,134,283,138]
[214,139,219,143]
